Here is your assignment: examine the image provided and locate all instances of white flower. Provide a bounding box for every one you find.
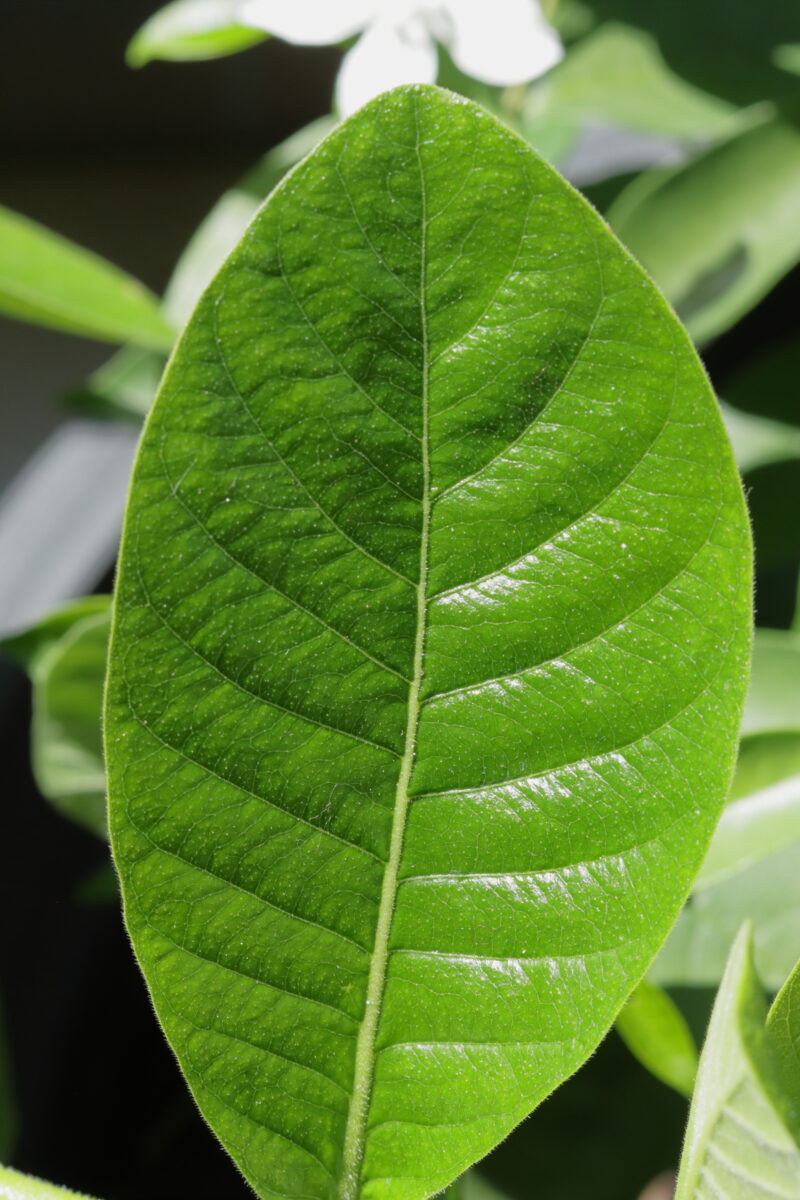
[240,0,563,115]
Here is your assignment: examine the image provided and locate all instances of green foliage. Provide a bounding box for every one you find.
[2,597,110,838]
[695,630,800,889]
[105,85,751,1199]
[616,981,697,1097]
[720,402,800,476]
[674,925,800,1199]
[583,0,798,108]
[72,118,336,423]
[0,1166,97,1200]
[767,956,800,1132]
[127,0,267,66]
[654,630,800,987]
[609,119,800,344]
[775,45,800,77]
[0,206,173,351]
[525,21,739,141]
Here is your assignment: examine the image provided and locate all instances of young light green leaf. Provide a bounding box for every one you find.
[616,981,697,1098]
[0,1166,97,1200]
[106,85,751,1200]
[127,0,267,66]
[0,207,173,351]
[2,597,110,838]
[767,955,800,1134]
[674,924,800,1200]
[609,119,800,345]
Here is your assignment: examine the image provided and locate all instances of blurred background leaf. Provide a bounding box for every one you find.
[653,631,800,989]
[2,599,109,838]
[615,981,698,1098]
[0,207,173,352]
[608,119,800,344]
[127,0,268,67]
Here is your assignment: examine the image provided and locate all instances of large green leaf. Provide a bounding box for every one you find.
[674,925,800,1199]
[0,1166,97,1200]
[105,85,751,1200]
[609,120,800,345]
[0,206,173,351]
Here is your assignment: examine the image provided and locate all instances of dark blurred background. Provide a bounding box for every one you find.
[0,2,797,1197]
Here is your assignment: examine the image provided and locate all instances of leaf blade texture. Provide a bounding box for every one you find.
[105,85,752,1200]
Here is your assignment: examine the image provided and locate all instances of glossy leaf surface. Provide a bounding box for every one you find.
[674,926,800,1200]
[0,206,173,351]
[609,120,800,345]
[106,86,751,1200]
[616,981,697,1097]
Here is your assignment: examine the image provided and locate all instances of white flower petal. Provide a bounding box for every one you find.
[439,0,563,85]
[239,0,376,45]
[335,17,438,115]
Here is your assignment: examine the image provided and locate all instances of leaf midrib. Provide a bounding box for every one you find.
[337,110,432,1200]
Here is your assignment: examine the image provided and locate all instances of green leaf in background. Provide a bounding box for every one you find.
[674,924,800,1200]
[2,597,110,838]
[767,955,800,1130]
[524,21,739,143]
[609,119,800,345]
[0,207,174,351]
[72,117,336,422]
[655,630,800,986]
[653,842,800,995]
[720,401,800,476]
[0,1166,98,1200]
[106,85,751,1200]
[775,45,800,77]
[616,981,697,1098]
[127,0,268,67]
[584,0,798,109]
